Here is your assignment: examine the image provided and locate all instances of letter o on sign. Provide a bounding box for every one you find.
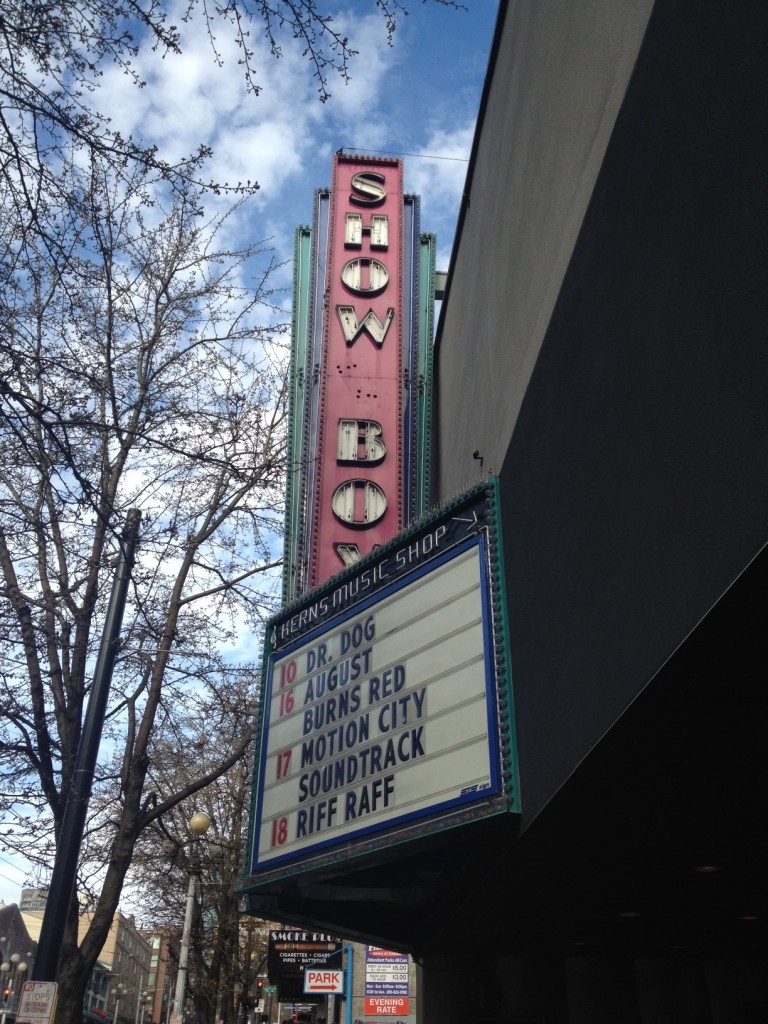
[341,258,389,295]
[331,480,387,526]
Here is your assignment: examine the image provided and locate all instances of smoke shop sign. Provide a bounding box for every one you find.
[268,931,341,969]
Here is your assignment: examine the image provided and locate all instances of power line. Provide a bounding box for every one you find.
[336,147,468,163]
[0,866,26,891]
[0,852,35,888]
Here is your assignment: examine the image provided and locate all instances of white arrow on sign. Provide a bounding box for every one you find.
[304,969,344,994]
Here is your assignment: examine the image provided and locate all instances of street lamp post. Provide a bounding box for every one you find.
[341,947,353,1024]
[1,953,28,1024]
[111,983,127,1024]
[136,989,152,1024]
[171,811,212,1023]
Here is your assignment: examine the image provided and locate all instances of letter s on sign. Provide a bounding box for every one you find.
[349,171,386,206]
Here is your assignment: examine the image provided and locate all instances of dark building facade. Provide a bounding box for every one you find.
[242,1,768,1020]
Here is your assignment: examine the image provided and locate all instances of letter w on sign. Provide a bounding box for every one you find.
[337,305,395,347]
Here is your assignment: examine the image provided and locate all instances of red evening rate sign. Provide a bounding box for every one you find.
[364,998,409,1015]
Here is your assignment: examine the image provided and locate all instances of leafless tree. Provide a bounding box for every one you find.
[0,148,288,1023]
[0,0,462,239]
[129,680,266,1024]
[121,675,266,1024]
[0,1,466,1019]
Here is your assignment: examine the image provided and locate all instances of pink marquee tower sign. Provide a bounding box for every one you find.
[309,155,405,586]
[280,149,434,603]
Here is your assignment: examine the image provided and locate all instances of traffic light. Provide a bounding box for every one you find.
[256,980,264,995]
[3,987,10,1004]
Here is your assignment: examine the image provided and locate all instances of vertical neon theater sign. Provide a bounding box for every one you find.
[286,153,433,598]
[242,156,519,891]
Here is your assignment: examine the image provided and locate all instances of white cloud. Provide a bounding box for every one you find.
[315,9,401,119]
[94,0,493,272]
[406,121,476,268]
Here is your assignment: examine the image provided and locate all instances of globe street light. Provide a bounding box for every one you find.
[1,953,28,1024]
[137,988,153,1024]
[111,983,127,1024]
[171,811,212,1023]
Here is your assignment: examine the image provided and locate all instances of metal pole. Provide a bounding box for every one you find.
[163,968,174,1024]
[342,947,352,1024]
[112,985,126,1024]
[0,965,8,1024]
[1,946,28,1018]
[32,510,141,981]
[135,976,146,1024]
[172,872,197,1020]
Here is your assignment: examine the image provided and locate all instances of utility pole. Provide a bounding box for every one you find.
[32,511,141,981]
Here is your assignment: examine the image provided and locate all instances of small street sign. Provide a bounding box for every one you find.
[15,982,58,1024]
[304,969,344,994]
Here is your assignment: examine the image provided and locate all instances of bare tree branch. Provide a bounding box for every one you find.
[0,150,287,1024]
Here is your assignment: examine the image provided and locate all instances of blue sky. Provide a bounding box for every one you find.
[0,0,499,909]
[97,0,500,273]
